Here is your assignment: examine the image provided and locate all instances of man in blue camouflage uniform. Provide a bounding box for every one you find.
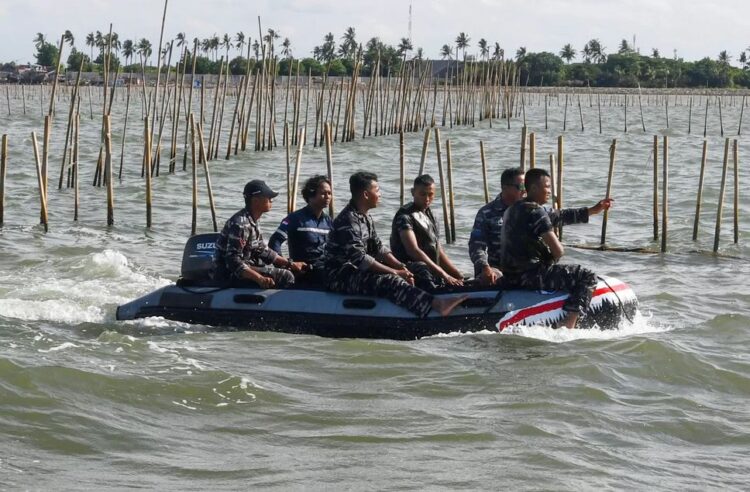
[468,167,526,286]
[269,175,333,284]
[324,172,466,318]
[500,168,613,328]
[390,174,464,291]
[214,180,306,288]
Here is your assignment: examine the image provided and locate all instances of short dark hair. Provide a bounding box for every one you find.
[500,167,524,187]
[350,171,378,196]
[524,168,550,190]
[302,175,331,203]
[413,174,435,188]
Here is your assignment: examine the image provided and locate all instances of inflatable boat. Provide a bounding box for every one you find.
[116,234,638,340]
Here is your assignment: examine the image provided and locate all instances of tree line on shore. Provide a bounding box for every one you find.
[5,29,750,88]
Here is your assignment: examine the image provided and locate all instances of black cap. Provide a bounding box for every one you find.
[243,180,279,199]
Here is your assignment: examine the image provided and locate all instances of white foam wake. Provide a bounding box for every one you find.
[0,249,170,325]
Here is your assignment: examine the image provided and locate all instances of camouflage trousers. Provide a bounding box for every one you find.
[406,261,446,291]
[326,265,434,318]
[503,263,597,315]
[235,265,295,288]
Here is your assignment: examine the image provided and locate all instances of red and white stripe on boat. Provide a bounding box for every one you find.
[496,277,635,331]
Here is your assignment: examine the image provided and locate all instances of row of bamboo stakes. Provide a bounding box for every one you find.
[0,125,742,253]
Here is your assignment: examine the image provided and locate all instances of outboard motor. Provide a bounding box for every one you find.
[180,233,220,284]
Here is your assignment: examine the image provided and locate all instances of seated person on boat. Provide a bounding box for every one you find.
[213,180,306,288]
[323,171,466,317]
[268,175,333,285]
[500,168,613,328]
[469,167,526,286]
[389,174,464,290]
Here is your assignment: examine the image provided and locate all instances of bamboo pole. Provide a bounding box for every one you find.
[600,139,617,245]
[418,127,430,176]
[0,135,6,227]
[529,132,536,169]
[637,85,646,132]
[665,95,670,129]
[73,113,79,221]
[290,127,306,212]
[520,125,527,170]
[399,129,406,205]
[144,118,152,228]
[190,114,198,235]
[324,122,335,217]
[739,95,746,136]
[31,132,49,232]
[713,138,730,253]
[104,115,114,226]
[688,96,693,134]
[623,94,628,132]
[285,123,291,213]
[118,82,132,180]
[597,93,602,133]
[577,95,584,132]
[479,140,489,204]
[653,136,659,241]
[434,128,451,244]
[556,135,564,240]
[692,140,708,241]
[661,136,668,252]
[718,96,724,137]
[703,97,709,137]
[733,139,739,244]
[196,123,217,231]
[446,139,456,243]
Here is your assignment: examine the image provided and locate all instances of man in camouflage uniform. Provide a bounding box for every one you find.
[214,180,306,288]
[390,174,464,291]
[468,167,526,285]
[324,172,466,318]
[500,168,613,328]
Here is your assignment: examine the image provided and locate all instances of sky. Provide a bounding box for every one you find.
[1,0,748,65]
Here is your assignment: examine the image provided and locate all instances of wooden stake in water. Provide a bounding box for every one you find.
[692,140,708,241]
[31,132,49,232]
[713,138,730,252]
[104,115,114,226]
[290,128,306,212]
[144,118,153,228]
[73,113,79,221]
[738,95,746,136]
[653,135,659,241]
[190,114,198,236]
[556,135,564,240]
[520,125,527,170]
[324,122,335,217]
[529,132,536,169]
[196,123,218,232]
[445,139,456,243]
[703,97,710,137]
[718,96,724,137]
[600,139,617,245]
[0,135,6,227]
[733,139,739,244]
[418,127,430,176]
[661,136,668,253]
[434,128,451,244]
[479,140,489,204]
[399,130,406,205]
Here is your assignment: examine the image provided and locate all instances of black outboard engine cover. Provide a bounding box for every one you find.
[181,233,220,283]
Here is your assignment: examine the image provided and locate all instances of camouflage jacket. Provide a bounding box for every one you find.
[468,193,511,272]
[214,207,279,279]
[324,200,390,273]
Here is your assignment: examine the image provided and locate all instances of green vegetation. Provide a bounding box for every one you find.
[18,30,750,89]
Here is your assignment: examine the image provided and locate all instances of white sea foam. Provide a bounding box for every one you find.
[0,250,170,326]
[37,342,80,353]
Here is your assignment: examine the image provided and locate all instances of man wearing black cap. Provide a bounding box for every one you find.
[214,180,306,288]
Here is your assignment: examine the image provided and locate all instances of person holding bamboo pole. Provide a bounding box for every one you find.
[469,167,526,286]
[268,175,333,285]
[389,174,464,291]
[213,180,306,288]
[500,168,612,329]
[323,172,467,318]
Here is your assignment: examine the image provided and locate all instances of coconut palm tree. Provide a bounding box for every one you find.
[235,32,246,57]
[618,39,632,54]
[414,47,424,61]
[85,32,95,60]
[281,37,292,59]
[137,38,152,67]
[583,39,606,63]
[397,37,413,59]
[740,51,748,68]
[492,42,504,61]
[515,46,526,61]
[455,32,470,60]
[652,48,660,58]
[175,32,186,48]
[559,43,576,64]
[222,33,232,60]
[478,38,488,61]
[718,50,731,65]
[34,33,46,51]
[63,30,74,48]
[252,39,260,61]
[122,39,135,66]
[339,27,357,60]
[440,44,453,60]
